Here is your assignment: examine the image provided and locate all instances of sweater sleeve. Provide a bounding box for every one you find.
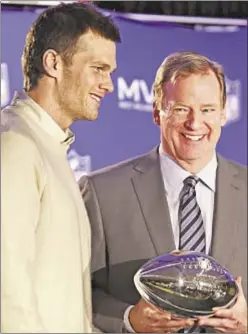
[1,131,47,333]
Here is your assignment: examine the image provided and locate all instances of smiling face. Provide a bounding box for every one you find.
[154,71,227,172]
[56,30,117,122]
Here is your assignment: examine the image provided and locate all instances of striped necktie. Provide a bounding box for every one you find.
[178,176,206,333]
[179,176,206,253]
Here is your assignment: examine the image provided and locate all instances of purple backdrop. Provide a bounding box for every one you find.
[2,7,247,177]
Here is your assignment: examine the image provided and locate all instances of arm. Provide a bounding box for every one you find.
[1,132,47,332]
[80,176,194,333]
[80,175,131,333]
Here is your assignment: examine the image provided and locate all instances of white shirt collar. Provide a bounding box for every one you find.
[159,145,217,192]
[11,91,75,147]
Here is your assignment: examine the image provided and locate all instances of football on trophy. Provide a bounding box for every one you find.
[134,251,239,318]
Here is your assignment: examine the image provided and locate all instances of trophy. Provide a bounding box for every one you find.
[134,251,239,318]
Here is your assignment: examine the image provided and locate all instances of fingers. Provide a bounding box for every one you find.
[144,305,172,321]
[144,323,183,333]
[215,327,227,333]
[133,299,196,332]
[146,313,194,328]
[212,308,236,320]
[163,327,185,333]
[198,317,238,330]
[148,305,194,325]
[162,319,195,328]
[141,320,192,333]
[148,318,195,333]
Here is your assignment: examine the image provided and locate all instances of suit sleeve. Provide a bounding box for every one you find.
[1,132,47,333]
[79,176,131,333]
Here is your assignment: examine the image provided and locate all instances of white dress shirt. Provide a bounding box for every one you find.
[159,145,217,254]
[123,145,217,332]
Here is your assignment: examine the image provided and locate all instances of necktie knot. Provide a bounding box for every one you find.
[184,176,199,189]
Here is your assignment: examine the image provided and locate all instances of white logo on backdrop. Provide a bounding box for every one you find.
[225,77,241,125]
[67,149,91,181]
[118,77,153,112]
[1,63,10,108]
[117,76,241,125]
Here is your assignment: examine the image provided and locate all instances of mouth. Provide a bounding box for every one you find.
[182,134,206,142]
[90,93,102,104]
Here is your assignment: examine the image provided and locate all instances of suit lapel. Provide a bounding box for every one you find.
[131,148,175,256]
[131,151,242,264]
[211,156,241,268]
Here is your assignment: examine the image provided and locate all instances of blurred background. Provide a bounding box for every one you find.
[97,1,248,18]
[1,1,247,178]
[2,1,248,17]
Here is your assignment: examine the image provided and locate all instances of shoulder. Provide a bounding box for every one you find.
[2,105,37,151]
[79,148,158,192]
[1,105,43,168]
[87,148,158,180]
[218,155,247,179]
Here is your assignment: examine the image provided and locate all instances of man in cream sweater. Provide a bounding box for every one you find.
[1,2,120,333]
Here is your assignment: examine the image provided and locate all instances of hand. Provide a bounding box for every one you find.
[197,276,247,333]
[129,298,195,333]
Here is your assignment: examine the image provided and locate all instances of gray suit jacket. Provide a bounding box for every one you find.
[79,148,247,333]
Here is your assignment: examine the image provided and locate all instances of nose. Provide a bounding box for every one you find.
[184,110,203,130]
[100,75,114,94]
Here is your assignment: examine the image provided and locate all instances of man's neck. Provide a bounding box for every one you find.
[27,89,71,131]
[161,145,215,174]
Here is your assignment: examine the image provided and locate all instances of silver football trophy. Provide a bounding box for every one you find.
[134,251,238,318]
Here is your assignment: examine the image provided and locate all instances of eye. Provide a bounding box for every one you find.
[202,108,216,113]
[93,66,104,73]
[174,107,188,113]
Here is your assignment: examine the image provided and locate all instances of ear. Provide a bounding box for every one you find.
[220,107,227,126]
[153,102,161,126]
[42,49,62,79]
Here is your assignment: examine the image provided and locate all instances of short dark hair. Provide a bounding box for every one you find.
[22,2,121,91]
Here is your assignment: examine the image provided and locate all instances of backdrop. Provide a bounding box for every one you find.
[1,7,247,178]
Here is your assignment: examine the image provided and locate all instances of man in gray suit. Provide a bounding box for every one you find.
[79,51,247,333]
